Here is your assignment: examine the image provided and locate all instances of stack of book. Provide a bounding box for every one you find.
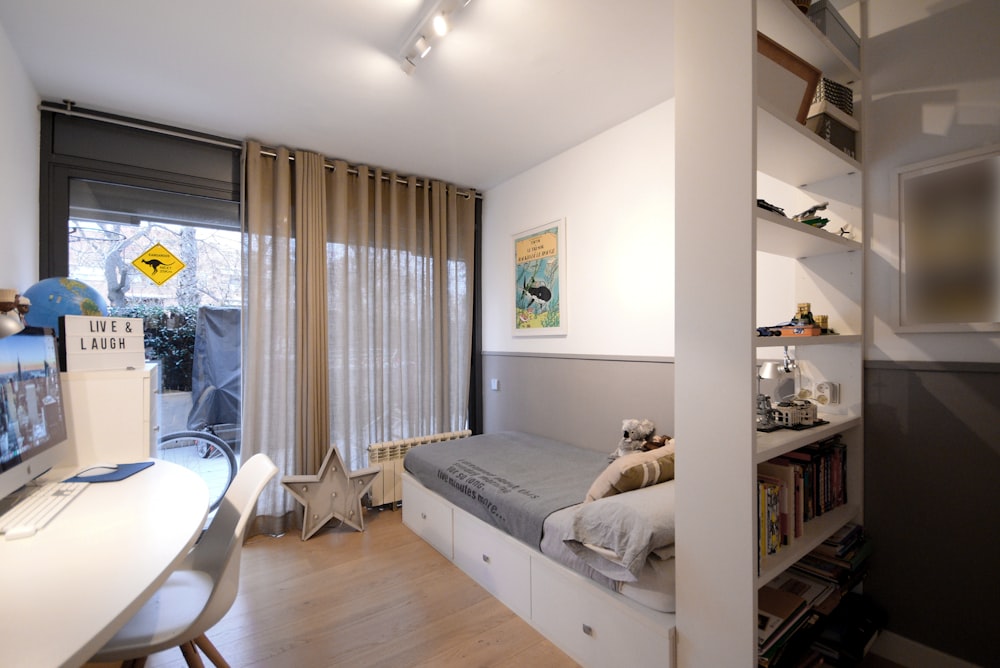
[758,570,836,667]
[757,525,881,667]
[810,592,887,666]
[792,523,873,593]
[758,435,848,569]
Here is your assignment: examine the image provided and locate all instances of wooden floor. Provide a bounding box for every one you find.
[86,507,579,668]
[84,507,908,668]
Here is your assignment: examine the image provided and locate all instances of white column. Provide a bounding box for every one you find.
[674,1,758,666]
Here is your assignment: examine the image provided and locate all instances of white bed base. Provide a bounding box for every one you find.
[401,472,677,668]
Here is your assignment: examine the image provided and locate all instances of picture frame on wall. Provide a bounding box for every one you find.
[757,32,821,124]
[513,218,566,337]
[897,145,1000,332]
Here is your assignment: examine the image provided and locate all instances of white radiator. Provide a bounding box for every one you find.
[367,430,471,507]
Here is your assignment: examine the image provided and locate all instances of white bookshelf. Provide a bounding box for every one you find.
[755,414,862,464]
[757,208,861,258]
[757,503,860,588]
[757,102,861,188]
[675,1,865,664]
[755,334,861,348]
[757,0,860,83]
[751,0,866,662]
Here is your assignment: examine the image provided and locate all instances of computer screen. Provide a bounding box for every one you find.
[0,327,69,501]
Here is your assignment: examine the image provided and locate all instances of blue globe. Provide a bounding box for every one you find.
[22,277,109,336]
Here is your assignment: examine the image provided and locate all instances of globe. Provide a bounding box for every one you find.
[22,277,109,336]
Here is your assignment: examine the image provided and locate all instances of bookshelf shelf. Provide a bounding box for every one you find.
[757,0,860,84]
[756,208,861,258]
[755,414,861,464]
[754,334,862,348]
[757,503,859,588]
[757,102,862,188]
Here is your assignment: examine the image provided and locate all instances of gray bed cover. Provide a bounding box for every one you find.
[403,431,609,548]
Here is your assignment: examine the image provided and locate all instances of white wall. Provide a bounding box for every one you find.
[0,19,39,291]
[864,0,1000,362]
[482,99,675,357]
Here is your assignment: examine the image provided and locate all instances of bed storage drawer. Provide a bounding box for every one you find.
[453,508,532,618]
[530,555,675,668]
[402,474,454,559]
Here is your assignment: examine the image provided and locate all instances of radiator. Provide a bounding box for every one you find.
[367,430,472,507]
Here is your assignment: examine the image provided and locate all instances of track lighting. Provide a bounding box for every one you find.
[415,36,432,58]
[398,0,472,74]
[433,14,449,37]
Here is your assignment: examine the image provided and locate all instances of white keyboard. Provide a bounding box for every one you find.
[0,481,88,539]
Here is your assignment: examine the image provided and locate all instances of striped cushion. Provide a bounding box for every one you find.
[585,441,675,502]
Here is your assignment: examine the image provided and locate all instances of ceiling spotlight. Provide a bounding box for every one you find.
[433,14,449,37]
[397,0,471,75]
[415,36,432,59]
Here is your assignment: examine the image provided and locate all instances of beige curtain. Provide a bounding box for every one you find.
[242,142,475,533]
[325,162,476,469]
[242,141,331,535]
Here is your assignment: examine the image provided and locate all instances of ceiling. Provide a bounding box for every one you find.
[0,0,674,190]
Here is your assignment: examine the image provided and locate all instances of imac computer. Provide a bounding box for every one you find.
[0,327,69,503]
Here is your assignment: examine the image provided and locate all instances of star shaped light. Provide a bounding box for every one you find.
[281,446,381,539]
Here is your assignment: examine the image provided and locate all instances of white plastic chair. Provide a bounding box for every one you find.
[90,453,278,668]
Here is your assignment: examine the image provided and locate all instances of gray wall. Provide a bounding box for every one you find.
[865,362,1000,666]
[482,353,674,454]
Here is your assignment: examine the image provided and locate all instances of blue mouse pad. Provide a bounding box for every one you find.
[64,461,155,483]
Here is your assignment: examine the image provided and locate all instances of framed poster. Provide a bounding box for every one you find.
[898,145,1000,331]
[513,219,566,336]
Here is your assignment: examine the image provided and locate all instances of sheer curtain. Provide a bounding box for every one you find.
[325,161,476,468]
[242,142,476,534]
[242,141,331,535]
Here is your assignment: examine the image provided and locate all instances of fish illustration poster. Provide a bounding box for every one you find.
[513,220,565,335]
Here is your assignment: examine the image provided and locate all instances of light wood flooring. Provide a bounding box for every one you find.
[86,507,579,668]
[84,507,907,668]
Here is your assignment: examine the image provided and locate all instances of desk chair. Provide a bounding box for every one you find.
[90,453,278,668]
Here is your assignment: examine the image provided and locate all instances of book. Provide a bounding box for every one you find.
[759,478,783,564]
[769,570,835,609]
[758,585,808,649]
[815,522,863,558]
[809,535,874,572]
[759,461,799,547]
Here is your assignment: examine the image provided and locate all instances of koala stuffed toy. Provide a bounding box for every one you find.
[611,418,657,459]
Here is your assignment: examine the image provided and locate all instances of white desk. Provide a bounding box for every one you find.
[0,460,208,668]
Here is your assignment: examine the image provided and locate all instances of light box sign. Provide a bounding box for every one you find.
[58,315,146,372]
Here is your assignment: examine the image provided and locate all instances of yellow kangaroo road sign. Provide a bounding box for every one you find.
[132,243,185,285]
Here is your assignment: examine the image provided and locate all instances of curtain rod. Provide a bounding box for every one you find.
[257,147,480,201]
[39,100,244,150]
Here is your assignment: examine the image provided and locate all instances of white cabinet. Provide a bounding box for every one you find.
[61,363,160,466]
[453,508,532,618]
[531,556,675,668]
[401,474,454,559]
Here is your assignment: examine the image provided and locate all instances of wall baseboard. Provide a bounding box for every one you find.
[872,631,982,668]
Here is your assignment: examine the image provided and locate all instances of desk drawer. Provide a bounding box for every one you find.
[531,556,674,668]
[453,509,531,617]
[401,475,453,559]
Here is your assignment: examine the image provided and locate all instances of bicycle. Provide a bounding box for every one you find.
[156,426,238,511]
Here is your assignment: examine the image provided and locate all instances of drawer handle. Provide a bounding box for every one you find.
[482,554,491,564]
[420,512,427,520]
[582,624,593,637]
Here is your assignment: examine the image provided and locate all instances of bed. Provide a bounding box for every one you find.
[402,431,677,667]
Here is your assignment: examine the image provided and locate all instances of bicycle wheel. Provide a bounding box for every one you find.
[157,431,238,510]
